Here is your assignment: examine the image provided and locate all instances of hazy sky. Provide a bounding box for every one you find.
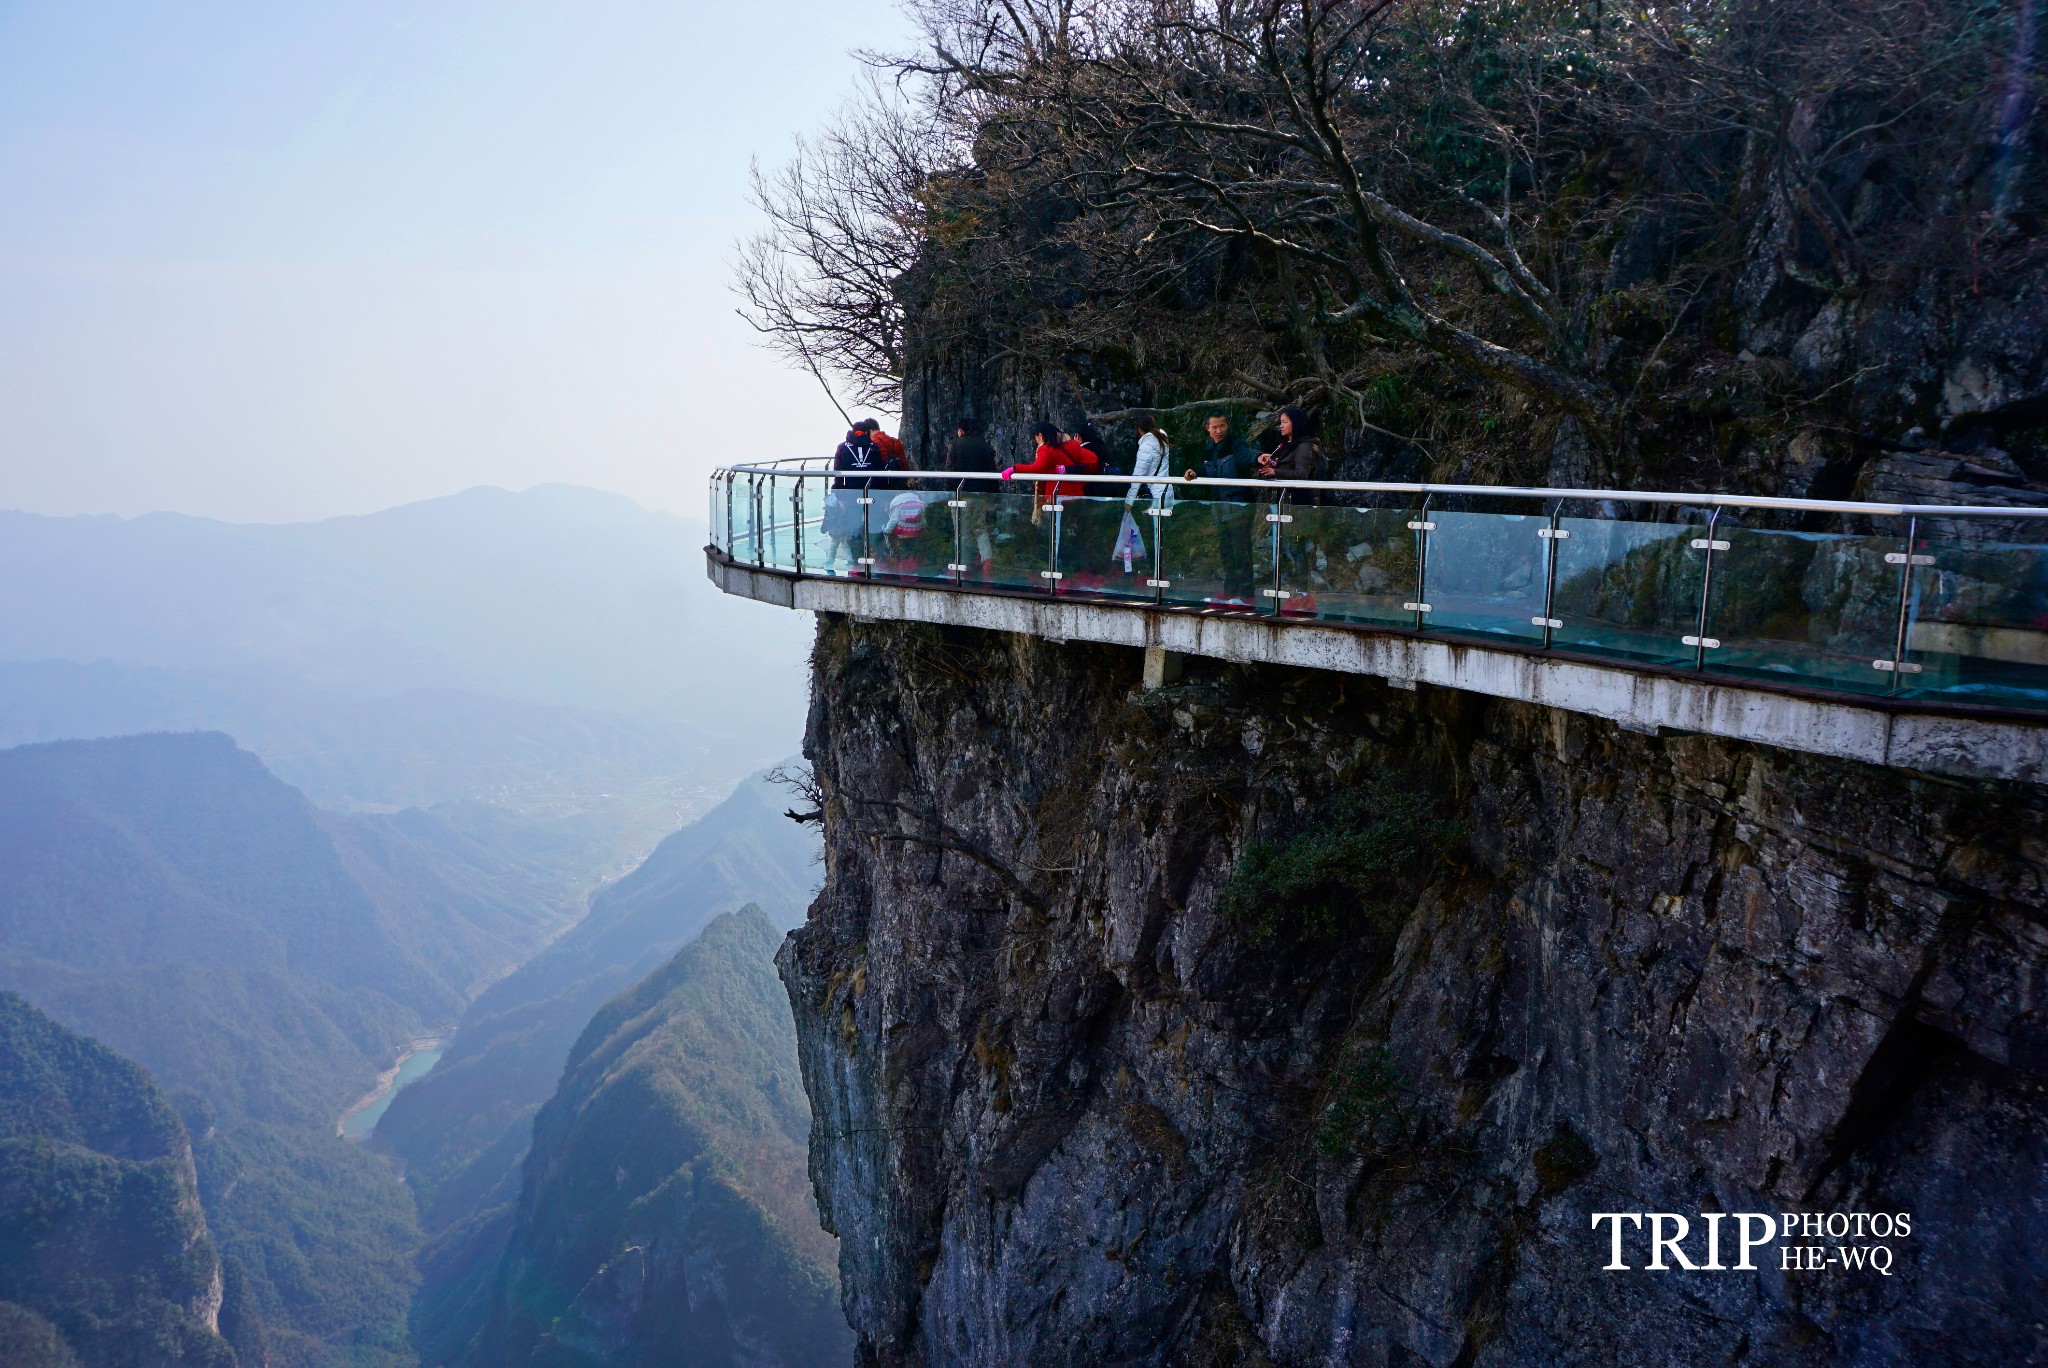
[0,0,914,522]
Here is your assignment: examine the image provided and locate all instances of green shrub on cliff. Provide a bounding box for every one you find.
[1223,775,1461,941]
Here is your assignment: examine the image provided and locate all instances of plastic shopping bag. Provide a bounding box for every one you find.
[1114,510,1147,574]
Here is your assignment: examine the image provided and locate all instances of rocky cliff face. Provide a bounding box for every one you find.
[780,614,2048,1366]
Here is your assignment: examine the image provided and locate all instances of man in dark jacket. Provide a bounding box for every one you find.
[945,416,999,490]
[1182,413,1258,603]
[944,416,1000,572]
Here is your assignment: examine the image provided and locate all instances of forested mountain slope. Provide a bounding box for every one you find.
[0,991,235,1368]
[0,731,599,1367]
[463,909,849,1368]
[385,775,820,1362]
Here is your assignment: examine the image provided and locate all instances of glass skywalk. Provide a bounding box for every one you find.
[712,463,2048,712]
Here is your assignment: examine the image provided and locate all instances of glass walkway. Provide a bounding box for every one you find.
[711,462,2048,714]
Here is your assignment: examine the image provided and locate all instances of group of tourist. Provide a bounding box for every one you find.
[818,408,1322,602]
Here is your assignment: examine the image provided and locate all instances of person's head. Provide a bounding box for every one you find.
[955,415,980,437]
[1277,405,1308,440]
[1205,413,1231,443]
[1032,420,1064,447]
[1073,421,1105,450]
[856,417,882,433]
[1132,412,1160,437]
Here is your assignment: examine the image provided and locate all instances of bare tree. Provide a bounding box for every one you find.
[734,78,952,411]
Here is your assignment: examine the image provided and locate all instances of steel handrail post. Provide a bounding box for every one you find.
[858,480,872,577]
[1046,492,1062,596]
[1409,493,1434,630]
[950,480,965,585]
[1690,507,1724,670]
[1152,490,1166,607]
[1539,499,1565,649]
[1884,515,1923,692]
[793,478,805,575]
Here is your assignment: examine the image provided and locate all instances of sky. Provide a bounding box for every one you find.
[0,0,915,523]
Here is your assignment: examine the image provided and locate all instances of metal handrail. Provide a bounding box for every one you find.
[711,462,2048,521]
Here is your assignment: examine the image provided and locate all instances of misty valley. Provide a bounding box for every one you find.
[0,489,836,1367]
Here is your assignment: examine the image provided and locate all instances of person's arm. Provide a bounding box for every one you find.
[1005,445,1060,479]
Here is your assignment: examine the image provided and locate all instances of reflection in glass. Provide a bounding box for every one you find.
[1158,489,1260,610]
[1423,509,1550,644]
[1902,529,2048,706]
[1278,504,1417,627]
[1549,513,1704,667]
[1056,496,1157,601]
[1701,524,1903,694]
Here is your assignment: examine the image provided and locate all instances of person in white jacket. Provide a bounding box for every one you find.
[1126,412,1173,509]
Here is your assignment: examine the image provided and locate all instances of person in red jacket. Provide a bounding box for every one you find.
[1003,421,1097,499]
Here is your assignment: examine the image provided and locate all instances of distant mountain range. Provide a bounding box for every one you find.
[0,484,813,806]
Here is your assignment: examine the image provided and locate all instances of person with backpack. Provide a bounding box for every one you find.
[859,417,911,471]
[824,424,886,573]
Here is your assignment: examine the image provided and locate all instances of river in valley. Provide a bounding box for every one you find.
[339,1043,445,1141]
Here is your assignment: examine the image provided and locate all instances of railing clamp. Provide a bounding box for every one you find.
[1682,634,1720,649]
[947,563,971,573]
[857,497,875,506]
[947,500,969,509]
[1404,601,1432,613]
[1041,504,1061,514]
[1145,578,1171,588]
[1262,589,1293,599]
[1266,513,1293,524]
[1873,659,1925,673]
[1884,552,1936,566]
[1040,570,1063,580]
[1537,528,1570,540]
[1531,616,1563,629]
[1691,538,1731,551]
[1145,507,1172,518]
[1407,520,1436,531]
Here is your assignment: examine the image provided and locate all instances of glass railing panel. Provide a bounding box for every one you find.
[811,482,893,576]
[1549,510,1705,667]
[1898,527,2048,707]
[1250,494,1289,615]
[1422,507,1551,644]
[1054,494,1157,602]
[755,477,797,572]
[1699,523,1903,694]
[858,484,952,584]
[951,487,1052,592]
[729,477,759,563]
[1275,502,1418,626]
[1158,491,1261,609]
